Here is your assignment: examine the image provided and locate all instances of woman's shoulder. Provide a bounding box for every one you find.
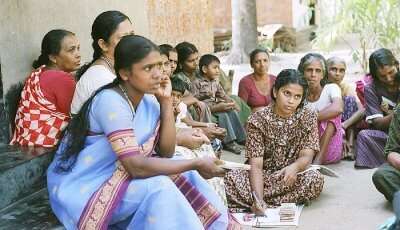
[296,106,318,126]
[248,106,272,125]
[298,106,317,118]
[92,88,125,107]
[41,69,74,81]
[238,74,253,86]
[240,73,254,81]
[39,70,75,89]
[324,83,341,91]
[79,65,115,82]
[323,83,342,96]
[143,94,160,107]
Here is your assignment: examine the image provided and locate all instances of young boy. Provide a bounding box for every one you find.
[171,76,225,154]
[191,54,246,154]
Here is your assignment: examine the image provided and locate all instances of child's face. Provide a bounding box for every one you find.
[202,61,221,80]
[328,62,346,85]
[171,90,183,108]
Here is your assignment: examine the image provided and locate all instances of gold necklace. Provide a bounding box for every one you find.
[119,84,136,116]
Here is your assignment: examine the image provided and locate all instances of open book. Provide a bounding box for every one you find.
[297,164,339,177]
[232,204,303,227]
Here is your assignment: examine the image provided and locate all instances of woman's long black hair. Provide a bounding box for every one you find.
[75,11,130,80]
[56,35,160,172]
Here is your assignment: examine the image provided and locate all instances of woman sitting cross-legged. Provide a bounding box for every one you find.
[11,29,80,147]
[47,35,239,230]
[224,69,324,214]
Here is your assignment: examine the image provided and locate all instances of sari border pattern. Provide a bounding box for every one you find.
[78,161,130,230]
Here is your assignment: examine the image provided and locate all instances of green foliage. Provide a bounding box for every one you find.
[313,0,400,72]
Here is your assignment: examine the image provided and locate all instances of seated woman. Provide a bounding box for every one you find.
[238,49,276,113]
[71,10,134,114]
[355,48,400,168]
[47,35,237,229]
[11,29,80,147]
[327,57,365,160]
[224,69,324,213]
[298,53,344,164]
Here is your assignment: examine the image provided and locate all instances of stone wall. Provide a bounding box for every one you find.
[146,0,214,54]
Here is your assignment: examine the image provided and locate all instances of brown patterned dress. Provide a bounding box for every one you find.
[224,105,324,212]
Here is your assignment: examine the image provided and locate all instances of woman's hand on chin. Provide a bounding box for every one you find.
[155,76,172,101]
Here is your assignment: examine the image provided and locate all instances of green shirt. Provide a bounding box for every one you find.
[384,104,400,158]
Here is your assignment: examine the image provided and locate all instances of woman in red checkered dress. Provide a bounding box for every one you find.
[10,29,80,147]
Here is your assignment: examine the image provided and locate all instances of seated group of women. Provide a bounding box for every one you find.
[238,47,400,169]
[9,9,400,230]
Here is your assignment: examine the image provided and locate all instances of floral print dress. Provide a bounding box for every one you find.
[224,105,324,212]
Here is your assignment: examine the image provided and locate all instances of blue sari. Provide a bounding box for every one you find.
[47,89,233,230]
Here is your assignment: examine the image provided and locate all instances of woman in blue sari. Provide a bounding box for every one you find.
[47,35,238,230]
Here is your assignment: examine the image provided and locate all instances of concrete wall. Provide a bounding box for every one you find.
[0,0,214,95]
[0,0,149,94]
[214,0,294,30]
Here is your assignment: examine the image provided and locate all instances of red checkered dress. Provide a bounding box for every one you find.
[10,66,71,147]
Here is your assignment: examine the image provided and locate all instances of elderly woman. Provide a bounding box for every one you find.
[11,29,80,147]
[298,53,344,165]
[327,57,365,160]
[356,48,400,168]
[225,69,324,213]
[238,49,276,113]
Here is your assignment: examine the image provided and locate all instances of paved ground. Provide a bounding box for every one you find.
[222,151,393,230]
